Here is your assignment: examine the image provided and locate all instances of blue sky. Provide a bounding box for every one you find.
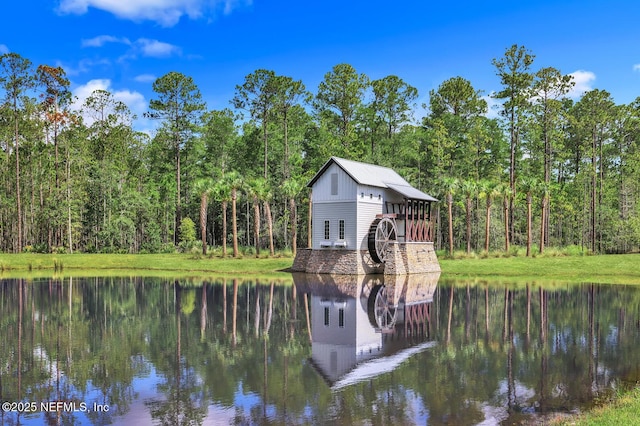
[2,0,640,131]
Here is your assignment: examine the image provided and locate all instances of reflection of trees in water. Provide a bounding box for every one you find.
[429,281,640,423]
[145,283,206,425]
[1,277,138,425]
[2,278,640,424]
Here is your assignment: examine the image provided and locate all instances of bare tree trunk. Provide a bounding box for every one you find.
[465,196,471,254]
[503,198,510,252]
[14,107,22,252]
[447,194,454,256]
[175,138,182,246]
[253,197,260,257]
[539,195,546,254]
[66,144,73,253]
[484,200,491,252]
[290,198,297,257]
[591,128,597,253]
[264,201,274,256]
[526,192,532,256]
[200,193,208,255]
[232,189,239,257]
[222,200,227,256]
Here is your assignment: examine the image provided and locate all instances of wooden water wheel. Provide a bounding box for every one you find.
[367,217,397,264]
[367,284,397,332]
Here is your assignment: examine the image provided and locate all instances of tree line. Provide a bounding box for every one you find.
[1,44,639,255]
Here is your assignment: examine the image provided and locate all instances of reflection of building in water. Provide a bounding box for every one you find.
[294,273,439,389]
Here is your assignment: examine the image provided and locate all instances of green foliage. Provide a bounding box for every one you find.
[178,217,196,251]
[141,221,163,253]
[1,51,640,257]
[314,63,370,158]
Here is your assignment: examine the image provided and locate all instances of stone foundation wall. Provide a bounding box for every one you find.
[291,248,383,275]
[291,242,440,275]
[384,242,440,275]
[291,248,312,272]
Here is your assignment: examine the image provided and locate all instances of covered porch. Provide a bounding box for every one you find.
[379,184,438,243]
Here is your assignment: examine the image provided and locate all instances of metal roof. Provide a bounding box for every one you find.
[308,157,438,202]
[385,183,439,202]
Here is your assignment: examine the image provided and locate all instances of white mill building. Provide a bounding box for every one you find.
[292,157,440,275]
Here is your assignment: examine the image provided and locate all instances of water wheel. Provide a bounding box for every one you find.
[367,284,397,332]
[367,217,397,263]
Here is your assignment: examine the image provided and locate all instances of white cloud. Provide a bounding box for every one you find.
[633,64,640,72]
[0,44,9,54]
[134,73,157,83]
[72,79,110,116]
[114,89,147,115]
[72,79,147,126]
[483,92,501,119]
[58,0,250,27]
[116,38,182,62]
[136,38,181,57]
[81,35,178,58]
[81,35,130,48]
[567,70,596,98]
[56,58,111,76]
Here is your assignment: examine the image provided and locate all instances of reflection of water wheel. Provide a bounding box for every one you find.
[360,277,382,312]
[367,217,397,264]
[367,284,397,332]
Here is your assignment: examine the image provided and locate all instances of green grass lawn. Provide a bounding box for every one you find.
[553,387,640,426]
[440,253,640,285]
[0,252,294,279]
[1,252,639,284]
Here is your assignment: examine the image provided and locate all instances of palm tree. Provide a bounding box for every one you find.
[192,178,214,255]
[519,177,538,257]
[259,183,275,256]
[246,177,268,257]
[212,178,231,256]
[282,178,305,257]
[478,180,501,253]
[441,177,458,256]
[498,183,512,252]
[460,180,477,254]
[226,171,244,258]
[539,182,550,254]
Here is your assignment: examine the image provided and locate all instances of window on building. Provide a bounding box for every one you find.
[324,307,330,326]
[338,308,345,328]
[331,173,338,195]
[339,220,345,240]
[324,220,330,240]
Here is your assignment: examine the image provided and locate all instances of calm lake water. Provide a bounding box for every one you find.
[2,274,640,425]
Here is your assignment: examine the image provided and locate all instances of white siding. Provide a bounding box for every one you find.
[356,201,382,250]
[311,343,357,382]
[310,296,357,344]
[312,202,357,249]
[353,185,382,250]
[311,163,358,202]
[309,294,383,382]
[356,184,385,202]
